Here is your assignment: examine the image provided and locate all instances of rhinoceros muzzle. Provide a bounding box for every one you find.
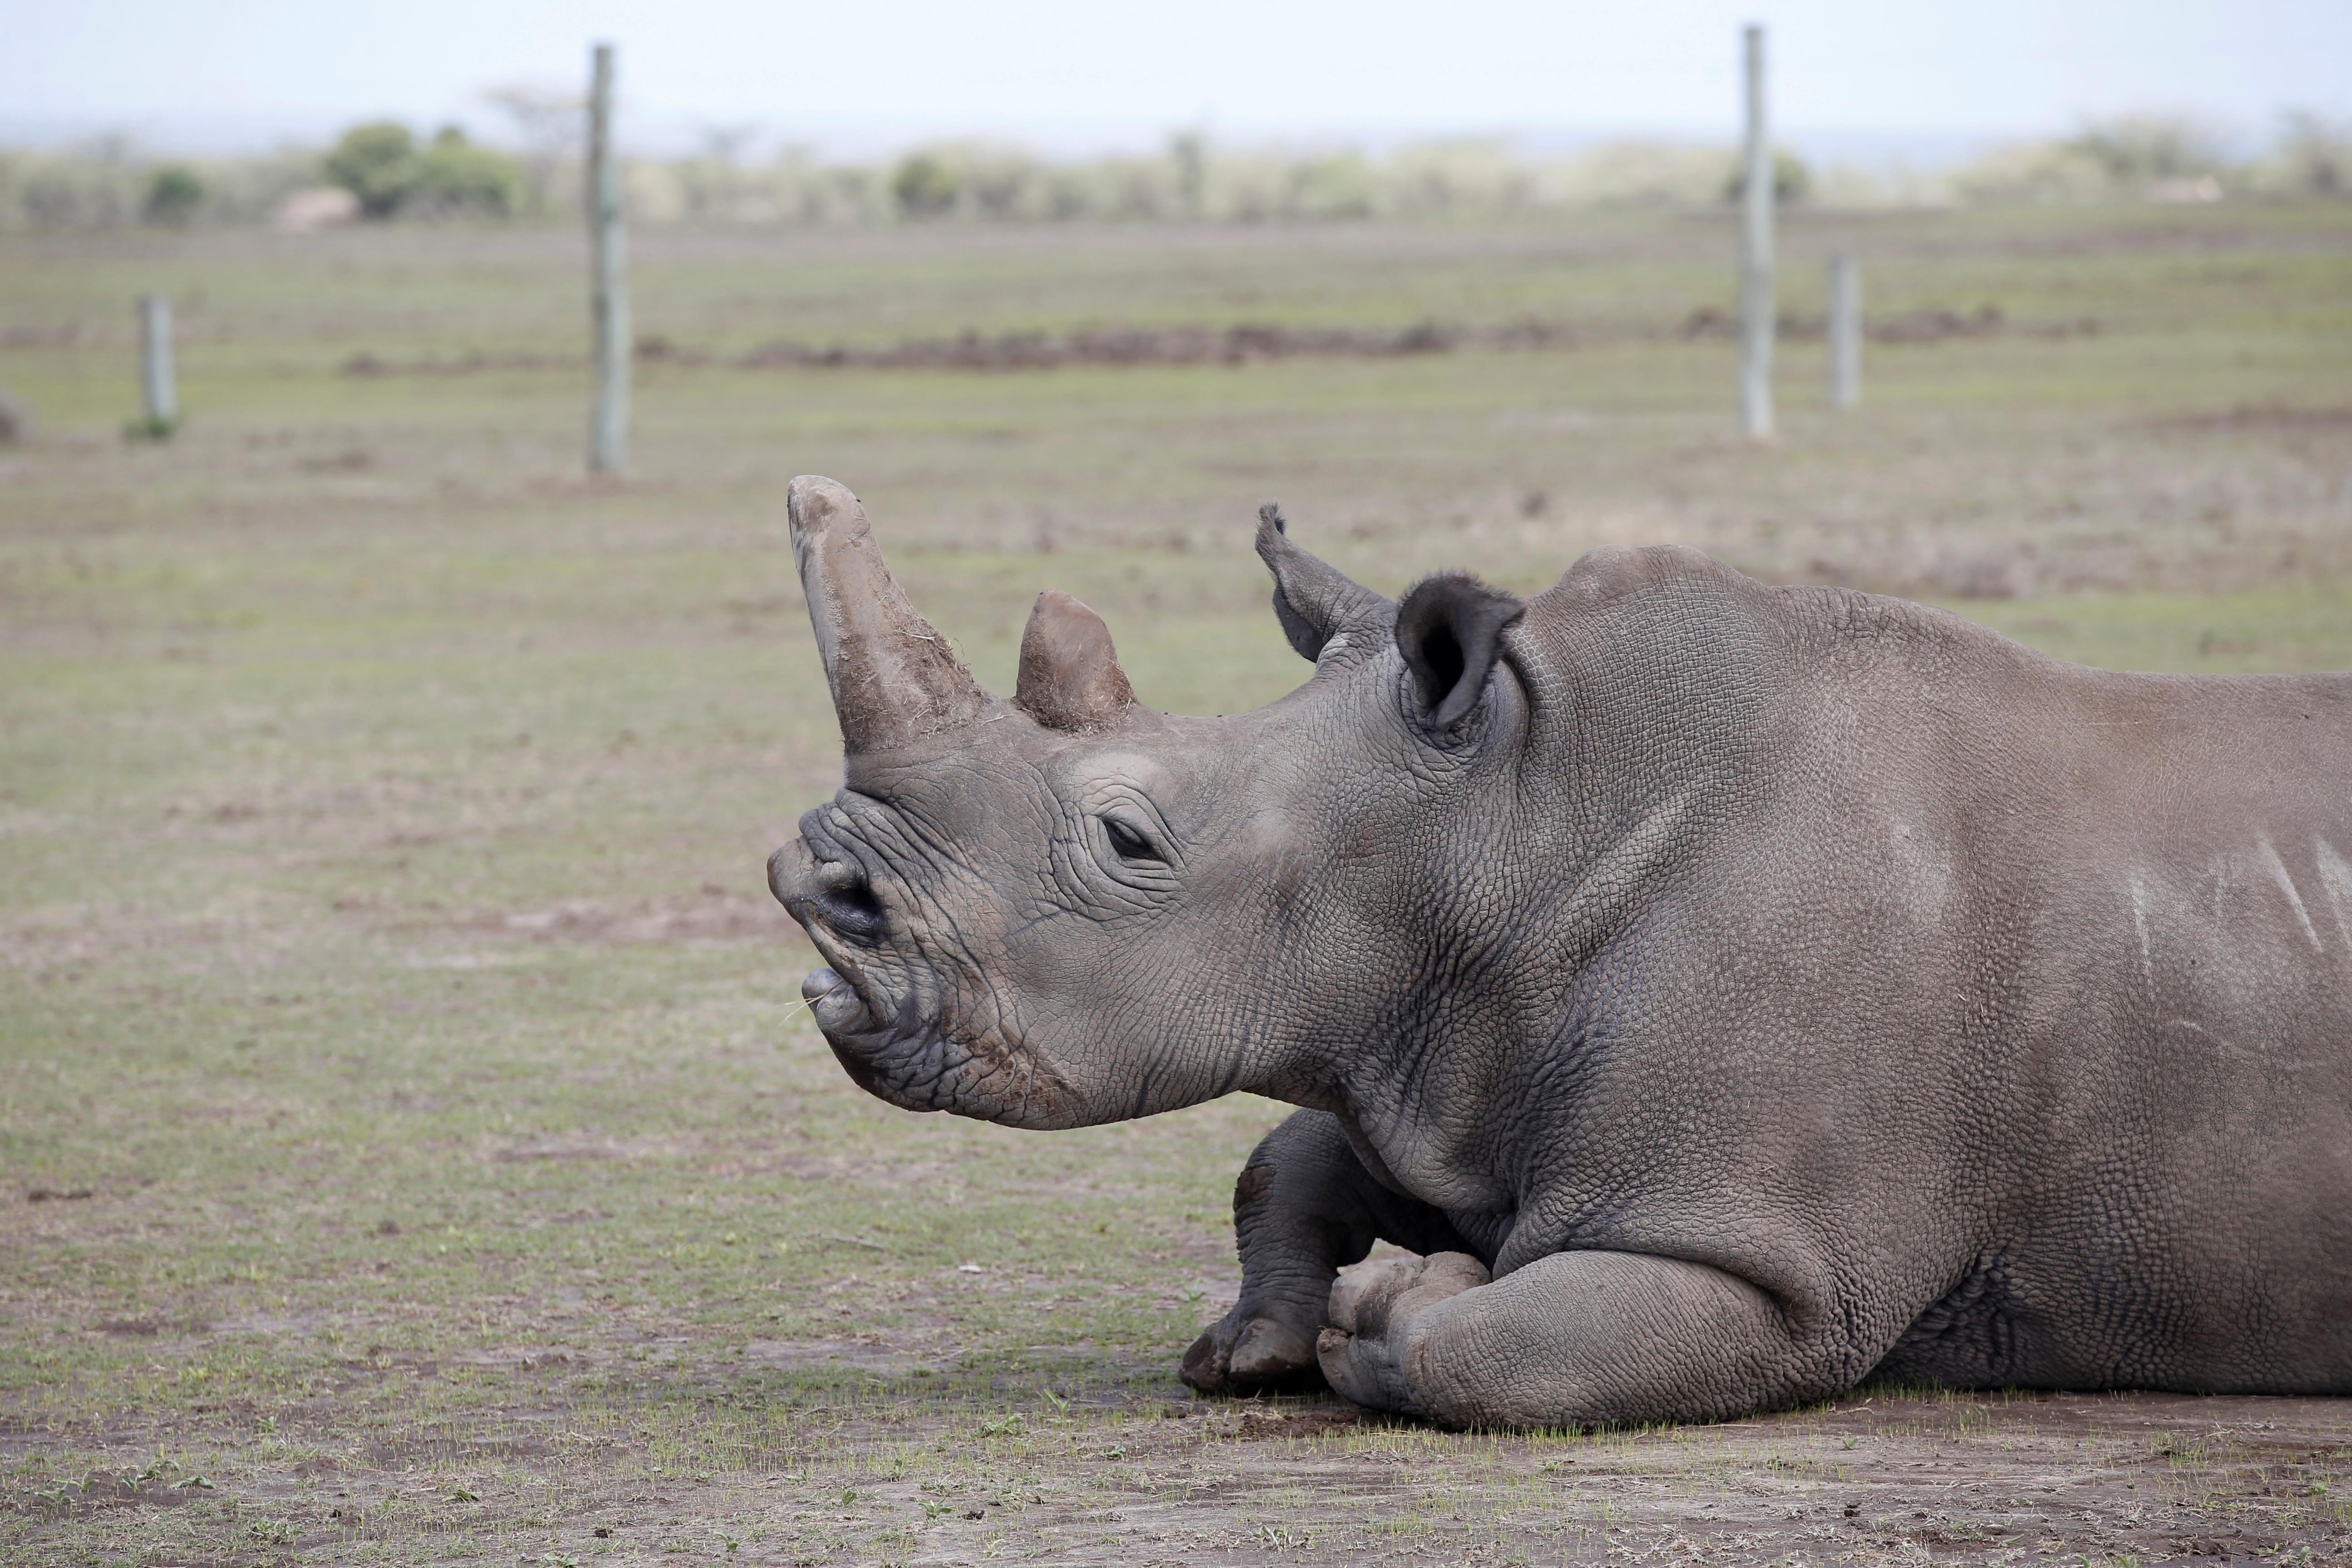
[799,959,1017,1118]
[791,941,952,1105]
[768,833,975,1111]
[802,965,947,1104]
[769,837,893,1030]
[801,964,871,1035]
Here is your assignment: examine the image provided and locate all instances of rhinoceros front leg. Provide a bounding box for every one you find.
[1182,1109,1472,1394]
[1319,1250,1845,1427]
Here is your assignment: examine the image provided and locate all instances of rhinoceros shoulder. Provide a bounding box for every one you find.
[1536,546,2023,668]
[1546,544,1730,609]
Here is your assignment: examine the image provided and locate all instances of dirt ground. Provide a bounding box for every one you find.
[3,203,2352,1566]
[13,1376,2352,1564]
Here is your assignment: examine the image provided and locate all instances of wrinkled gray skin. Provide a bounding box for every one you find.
[769,474,2352,1428]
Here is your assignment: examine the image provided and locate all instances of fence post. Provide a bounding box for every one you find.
[1172,131,1207,219]
[139,293,177,432]
[1828,253,1861,411]
[1738,24,1774,442]
[587,42,630,475]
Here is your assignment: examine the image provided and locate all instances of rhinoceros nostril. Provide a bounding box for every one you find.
[813,861,885,944]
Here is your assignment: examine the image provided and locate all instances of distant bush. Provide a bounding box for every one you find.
[1949,139,2115,205]
[884,143,1071,219]
[1954,114,2239,205]
[0,140,139,228]
[1720,148,1812,205]
[891,151,958,217]
[411,128,522,216]
[323,121,521,219]
[324,121,421,217]
[1530,141,1723,207]
[0,142,309,230]
[2272,111,2352,198]
[12,108,2352,232]
[1284,151,1382,219]
[959,146,1041,217]
[1389,140,1533,213]
[2062,114,2231,185]
[142,164,205,226]
[1731,149,1816,206]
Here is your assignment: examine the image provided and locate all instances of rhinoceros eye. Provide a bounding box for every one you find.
[1100,814,1163,866]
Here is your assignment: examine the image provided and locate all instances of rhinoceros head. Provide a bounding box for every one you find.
[767,475,1525,1129]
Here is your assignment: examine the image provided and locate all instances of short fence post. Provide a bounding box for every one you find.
[1172,131,1207,219]
[587,41,630,475]
[139,294,177,431]
[1738,23,1775,442]
[1828,253,1861,411]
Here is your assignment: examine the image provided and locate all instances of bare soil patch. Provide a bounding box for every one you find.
[2149,403,2352,435]
[336,303,2115,380]
[8,1382,2345,1564]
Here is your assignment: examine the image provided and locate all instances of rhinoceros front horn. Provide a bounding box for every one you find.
[788,475,989,753]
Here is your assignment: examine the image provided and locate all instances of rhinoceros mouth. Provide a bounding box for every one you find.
[795,959,1079,1126]
[775,828,1080,1124]
[799,959,957,1107]
[802,964,877,1037]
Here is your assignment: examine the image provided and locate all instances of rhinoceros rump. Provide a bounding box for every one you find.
[768,474,2352,1428]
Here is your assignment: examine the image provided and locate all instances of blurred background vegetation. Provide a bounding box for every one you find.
[3,109,2348,233]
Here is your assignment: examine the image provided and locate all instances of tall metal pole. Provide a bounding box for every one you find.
[139,293,177,431]
[1828,253,1861,411]
[588,42,630,475]
[1738,24,1775,442]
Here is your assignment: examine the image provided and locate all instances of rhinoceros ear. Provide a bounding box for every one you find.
[1255,502,1395,663]
[1395,573,1525,730]
[1017,589,1136,732]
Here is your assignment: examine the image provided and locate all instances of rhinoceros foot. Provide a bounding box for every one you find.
[1180,1309,1325,1394]
[1317,1251,1491,1417]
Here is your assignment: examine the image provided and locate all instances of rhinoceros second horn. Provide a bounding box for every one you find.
[1016,589,1135,732]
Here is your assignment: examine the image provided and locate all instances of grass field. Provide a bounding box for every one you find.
[4,201,2352,1567]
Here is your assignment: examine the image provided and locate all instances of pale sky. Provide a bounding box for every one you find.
[2,0,2346,157]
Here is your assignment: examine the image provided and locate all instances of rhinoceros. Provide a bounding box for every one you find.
[766,474,2352,1428]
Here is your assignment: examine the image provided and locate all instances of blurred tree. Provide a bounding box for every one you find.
[413,127,523,216]
[2275,111,2350,197]
[325,122,422,218]
[891,151,957,217]
[1285,151,1380,219]
[1722,149,1812,205]
[323,122,521,219]
[680,125,761,221]
[2063,114,2229,184]
[142,164,205,226]
[482,85,583,216]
